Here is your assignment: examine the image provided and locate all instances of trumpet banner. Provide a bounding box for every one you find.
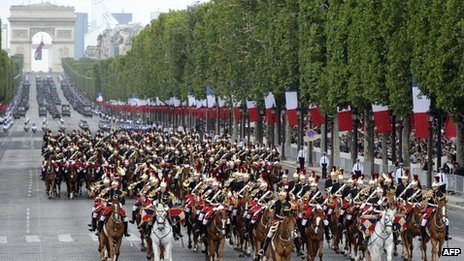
[169,208,186,225]
[359,216,378,238]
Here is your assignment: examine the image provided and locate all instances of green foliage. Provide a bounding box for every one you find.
[61,0,464,120]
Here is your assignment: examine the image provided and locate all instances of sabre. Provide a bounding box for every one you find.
[258,190,272,204]
[398,183,413,199]
[309,191,322,204]
[407,189,421,202]
[191,181,203,193]
[334,184,347,197]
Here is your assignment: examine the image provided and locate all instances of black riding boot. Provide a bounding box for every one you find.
[324,225,332,242]
[294,238,305,259]
[176,223,184,239]
[88,217,97,232]
[419,226,427,241]
[168,218,179,240]
[446,225,452,241]
[393,231,401,244]
[258,236,272,256]
[244,221,254,238]
[129,210,136,224]
[123,221,130,237]
[96,220,104,235]
[200,223,207,240]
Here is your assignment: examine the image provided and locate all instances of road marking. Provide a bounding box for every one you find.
[88,233,98,242]
[25,235,40,243]
[128,234,141,242]
[58,234,73,242]
[0,236,7,244]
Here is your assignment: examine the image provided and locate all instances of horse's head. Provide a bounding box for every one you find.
[213,207,228,235]
[382,208,395,230]
[111,196,121,223]
[154,202,168,224]
[310,208,324,234]
[438,200,447,224]
[280,215,297,241]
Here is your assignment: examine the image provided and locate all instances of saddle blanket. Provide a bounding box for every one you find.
[359,216,378,237]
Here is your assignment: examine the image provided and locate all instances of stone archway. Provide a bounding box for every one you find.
[8,2,75,72]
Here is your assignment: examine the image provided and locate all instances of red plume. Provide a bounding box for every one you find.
[434,176,440,183]
[284,169,289,174]
[302,168,307,175]
[315,175,320,183]
[351,174,357,180]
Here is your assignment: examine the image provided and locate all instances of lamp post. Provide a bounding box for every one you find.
[391,114,397,163]
[436,111,442,171]
[323,115,329,154]
[427,112,434,187]
[297,105,302,153]
[271,105,276,146]
[281,109,286,160]
[352,112,359,165]
[398,116,403,163]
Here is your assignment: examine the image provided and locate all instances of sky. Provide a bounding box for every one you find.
[0,0,210,26]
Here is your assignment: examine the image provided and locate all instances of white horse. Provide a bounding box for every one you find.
[367,208,396,261]
[151,203,174,261]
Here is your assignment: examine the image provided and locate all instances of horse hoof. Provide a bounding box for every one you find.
[239,254,244,257]
[146,255,150,260]
[188,244,192,249]
[140,247,146,252]
[394,252,398,257]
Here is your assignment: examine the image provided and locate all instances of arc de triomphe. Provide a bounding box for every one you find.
[8,3,75,72]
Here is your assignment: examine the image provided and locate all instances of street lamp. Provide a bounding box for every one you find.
[398,116,404,163]
[391,114,397,163]
[427,111,434,187]
[296,105,302,153]
[352,112,359,165]
[271,105,276,146]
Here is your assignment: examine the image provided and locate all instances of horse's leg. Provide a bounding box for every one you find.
[115,238,122,261]
[431,238,438,261]
[187,222,192,249]
[165,241,173,261]
[420,236,427,261]
[218,238,225,260]
[318,239,323,261]
[153,241,160,261]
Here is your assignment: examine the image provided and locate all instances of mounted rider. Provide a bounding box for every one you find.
[243,181,273,238]
[419,176,451,241]
[152,181,183,240]
[95,179,131,237]
[258,190,304,259]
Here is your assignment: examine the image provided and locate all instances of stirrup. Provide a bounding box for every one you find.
[129,220,135,224]
[124,233,131,237]
[258,249,264,256]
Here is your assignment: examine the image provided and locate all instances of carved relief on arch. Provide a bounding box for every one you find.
[29,27,55,40]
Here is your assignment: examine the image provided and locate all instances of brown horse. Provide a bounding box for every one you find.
[252,207,272,261]
[206,208,228,261]
[344,205,365,260]
[421,200,447,261]
[401,203,423,261]
[326,196,342,253]
[98,196,124,261]
[234,193,252,257]
[184,195,201,251]
[44,165,56,199]
[270,215,297,261]
[135,205,154,259]
[305,209,324,261]
[66,165,79,199]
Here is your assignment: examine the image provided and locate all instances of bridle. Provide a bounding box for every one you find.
[368,210,394,247]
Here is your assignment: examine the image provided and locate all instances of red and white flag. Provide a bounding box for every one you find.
[412,86,430,138]
[308,105,325,126]
[264,92,277,124]
[337,107,353,131]
[247,100,260,122]
[285,91,298,126]
[444,113,457,139]
[372,104,392,133]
